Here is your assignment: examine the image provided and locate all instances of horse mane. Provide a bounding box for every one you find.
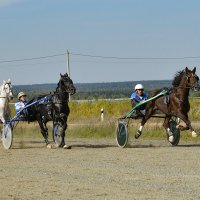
[56,78,62,92]
[172,70,185,87]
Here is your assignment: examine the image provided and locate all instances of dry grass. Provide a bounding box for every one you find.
[7,98,200,140]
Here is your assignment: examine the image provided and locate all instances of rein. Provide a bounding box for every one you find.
[174,86,195,89]
[174,84,200,90]
[37,76,75,105]
[54,89,71,95]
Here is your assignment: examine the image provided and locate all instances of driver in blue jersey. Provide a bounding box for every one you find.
[15,92,28,117]
[130,84,148,118]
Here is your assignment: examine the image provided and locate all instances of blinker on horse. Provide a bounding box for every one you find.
[135,67,199,142]
[27,73,76,148]
[0,79,13,124]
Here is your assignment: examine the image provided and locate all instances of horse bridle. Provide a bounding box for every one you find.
[4,83,12,93]
[0,83,13,98]
[175,73,199,90]
[56,78,75,94]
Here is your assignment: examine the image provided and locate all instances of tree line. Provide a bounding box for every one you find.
[12,80,200,101]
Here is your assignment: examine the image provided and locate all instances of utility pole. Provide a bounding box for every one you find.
[67,50,70,77]
[67,50,71,101]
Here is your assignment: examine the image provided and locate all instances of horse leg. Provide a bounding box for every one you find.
[0,100,5,124]
[135,107,154,139]
[176,112,198,137]
[54,112,70,149]
[60,122,70,149]
[0,114,5,124]
[59,116,71,149]
[163,115,174,142]
[37,118,51,148]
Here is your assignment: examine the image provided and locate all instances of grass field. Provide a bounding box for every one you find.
[7,98,200,142]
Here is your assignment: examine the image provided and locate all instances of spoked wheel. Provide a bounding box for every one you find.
[52,123,63,147]
[168,119,180,146]
[2,124,13,149]
[116,120,129,148]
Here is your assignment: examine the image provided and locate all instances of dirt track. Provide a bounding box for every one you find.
[1,137,200,200]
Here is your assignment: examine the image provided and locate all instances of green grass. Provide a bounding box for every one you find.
[67,124,116,138]
[8,98,200,142]
[12,123,46,139]
[10,120,200,144]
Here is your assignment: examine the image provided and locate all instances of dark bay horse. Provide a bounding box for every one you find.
[28,73,76,148]
[135,67,199,142]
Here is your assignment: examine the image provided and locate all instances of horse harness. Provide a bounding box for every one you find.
[161,87,172,114]
[38,91,69,121]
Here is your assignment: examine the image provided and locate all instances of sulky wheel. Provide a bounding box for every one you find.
[116,121,128,148]
[168,119,180,146]
[2,124,13,149]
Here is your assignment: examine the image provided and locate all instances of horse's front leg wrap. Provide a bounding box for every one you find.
[135,125,143,139]
[41,127,49,145]
[176,112,198,137]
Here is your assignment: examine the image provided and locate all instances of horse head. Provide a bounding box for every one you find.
[59,73,76,95]
[172,67,199,91]
[184,67,199,91]
[0,79,14,100]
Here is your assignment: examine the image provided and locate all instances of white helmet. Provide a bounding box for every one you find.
[135,84,144,90]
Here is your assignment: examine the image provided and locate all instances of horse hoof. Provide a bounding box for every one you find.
[192,131,198,138]
[135,130,142,139]
[63,144,71,149]
[168,135,174,143]
[46,144,52,149]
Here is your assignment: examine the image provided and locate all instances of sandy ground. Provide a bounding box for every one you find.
[1,137,200,200]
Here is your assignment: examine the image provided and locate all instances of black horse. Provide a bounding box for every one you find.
[135,67,199,142]
[28,73,76,148]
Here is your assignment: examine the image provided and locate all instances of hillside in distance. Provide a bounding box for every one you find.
[13,80,173,100]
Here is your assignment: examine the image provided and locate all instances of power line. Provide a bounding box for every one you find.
[71,60,200,64]
[1,51,200,65]
[0,60,66,68]
[0,53,66,64]
[70,52,200,60]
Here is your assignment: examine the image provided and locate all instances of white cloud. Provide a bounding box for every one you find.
[0,0,23,7]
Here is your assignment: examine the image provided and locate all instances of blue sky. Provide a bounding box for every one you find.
[0,0,200,85]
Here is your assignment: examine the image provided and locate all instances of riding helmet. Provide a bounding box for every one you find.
[18,92,27,100]
[135,84,144,90]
